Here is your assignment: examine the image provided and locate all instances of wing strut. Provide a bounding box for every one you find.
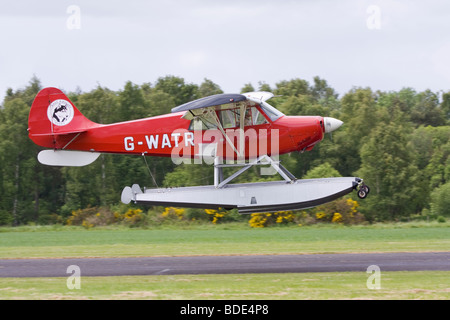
[213,155,295,189]
[205,108,242,157]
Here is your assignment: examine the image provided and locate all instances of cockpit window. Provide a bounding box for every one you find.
[260,101,283,121]
[220,108,238,128]
[219,106,268,128]
[188,104,279,130]
[252,107,268,125]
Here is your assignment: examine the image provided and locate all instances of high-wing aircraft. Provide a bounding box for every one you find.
[28,87,369,214]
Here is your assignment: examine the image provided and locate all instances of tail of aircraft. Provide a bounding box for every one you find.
[28,87,101,166]
[28,87,98,147]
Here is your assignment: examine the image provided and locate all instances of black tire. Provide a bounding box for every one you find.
[362,185,370,195]
[358,188,367,199]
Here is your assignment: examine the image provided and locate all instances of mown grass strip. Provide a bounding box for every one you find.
[0,271,449,300]
[0,223,448,258]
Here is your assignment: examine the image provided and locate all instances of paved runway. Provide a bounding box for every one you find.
[0,252,449,277]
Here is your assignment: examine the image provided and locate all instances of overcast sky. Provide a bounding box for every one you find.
[1,0,449,103]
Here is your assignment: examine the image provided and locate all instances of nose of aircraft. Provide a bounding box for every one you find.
[323,117,343,133]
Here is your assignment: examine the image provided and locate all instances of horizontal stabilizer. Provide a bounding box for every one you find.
[30,130,87,137]
[38,150,101,167]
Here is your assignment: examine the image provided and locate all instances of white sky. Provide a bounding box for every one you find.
[1,0,450,103]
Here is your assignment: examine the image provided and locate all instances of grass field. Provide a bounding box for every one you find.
[0,222,449,258]
[1,271,449,300]
[0,222,449,300]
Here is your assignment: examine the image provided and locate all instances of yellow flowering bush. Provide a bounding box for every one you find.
[275,211,295,224]
[248,210,295,228]
[331,212,343,223]
[81,220,94,229]
[311,198,365,225]
[67,206,116,227]
[249,213,269,228]
[161,207,185,220]
[346,198,359,216]
[205,209,226,224]
[66,206,147,228]
[122,208,144,225]
[315,211,327,221]
[66,208,91,226]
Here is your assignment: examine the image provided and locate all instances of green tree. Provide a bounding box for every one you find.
[410,126,450,190]
[117,81,146,121]
[257,81,272,92]
[3,75,42,106]
[303,162,341,179]
[441,91,450,123]
[199,78,223,97]
[328,88,379,176]
[276,95,325,116]
[141,84,176,116]
[410,90,445,127]
[163,163,214,187]
[155,75,199,106]
[0,98,40,224]
[430,182,450,216]
[357,121,423,221]
[75,86,118,123]
[240,83,255,93]
[274,78,311,97]
[311,76,338,103]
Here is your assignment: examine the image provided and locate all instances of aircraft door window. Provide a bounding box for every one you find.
[220,109,237,128]
[244,108,252,126]
[251,107,268,125]
[189,117,217,130]
[218,107,267,128]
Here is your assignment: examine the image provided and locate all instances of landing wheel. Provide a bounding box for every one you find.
[357,184,370,199]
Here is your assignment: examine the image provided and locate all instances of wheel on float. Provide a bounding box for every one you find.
[357,184,370,199]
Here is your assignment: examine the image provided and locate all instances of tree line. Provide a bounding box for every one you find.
[0,75,449,225]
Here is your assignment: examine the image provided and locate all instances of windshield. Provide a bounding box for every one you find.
[260,101,284,121]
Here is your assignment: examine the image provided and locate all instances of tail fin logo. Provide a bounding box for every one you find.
[47,99,74,126]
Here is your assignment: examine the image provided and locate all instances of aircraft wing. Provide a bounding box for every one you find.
[171,93,247,114]
[242,91,275,104]
[171,91,275,120]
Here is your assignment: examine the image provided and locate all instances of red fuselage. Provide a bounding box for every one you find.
[28,87,328,161]
[32,112,324,160]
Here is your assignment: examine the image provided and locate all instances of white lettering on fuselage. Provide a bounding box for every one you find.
[124,132,195,152]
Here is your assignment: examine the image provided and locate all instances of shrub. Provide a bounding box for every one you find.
[205,209,226,224]
[275,211,295,224]
[248,211,295,228]
[121,208,144,227]
[184,208,210,221]
[331,212,343,223]
[310,198,365,225]
[204,208,242,224]
[66,206,123,228]
[249,213,270,228]
[161,207,185,220]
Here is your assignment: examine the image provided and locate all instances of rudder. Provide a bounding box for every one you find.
[28,87,98,149]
